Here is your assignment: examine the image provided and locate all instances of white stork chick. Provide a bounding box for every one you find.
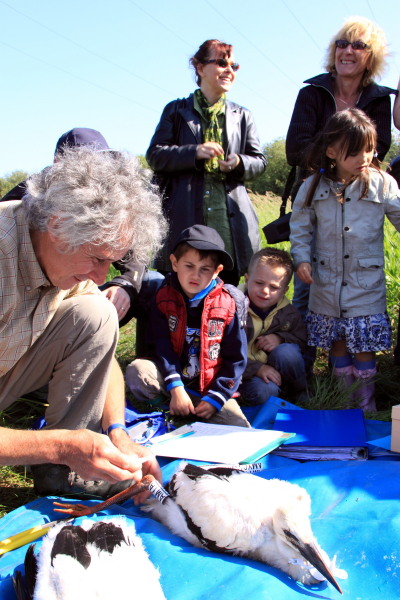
[142,463,345,593]
[13,518,166,600]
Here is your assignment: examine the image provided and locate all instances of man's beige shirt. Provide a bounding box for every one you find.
[0,201,99,378]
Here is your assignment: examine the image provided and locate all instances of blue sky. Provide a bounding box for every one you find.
[1,0,399,175]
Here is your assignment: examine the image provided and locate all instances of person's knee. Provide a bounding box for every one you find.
[240,378,279,405]
[269,343,305,379]
[211,399,250,427]
[125,359,159,395]
[51,295,118,358]
[272,343,302,361]
[67,295,118,337]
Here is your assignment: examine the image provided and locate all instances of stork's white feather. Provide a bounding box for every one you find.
[33,517,166,600]
[142,462,345,589]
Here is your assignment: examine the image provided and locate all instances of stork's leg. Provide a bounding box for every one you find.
[53,475,156,517]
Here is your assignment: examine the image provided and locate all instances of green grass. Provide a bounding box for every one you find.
[1,191,400,517]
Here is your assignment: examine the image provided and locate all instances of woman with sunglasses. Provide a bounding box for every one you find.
[146,39,266,285]
[287,17,396,196]
[285,16,397,373]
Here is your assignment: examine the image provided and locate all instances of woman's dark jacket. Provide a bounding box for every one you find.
[146,93,267,274]
[286,73,397,167]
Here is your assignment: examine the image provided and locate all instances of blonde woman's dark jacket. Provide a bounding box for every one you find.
[286,73,397,167]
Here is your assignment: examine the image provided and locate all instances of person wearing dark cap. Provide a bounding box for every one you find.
[1,128,110,203]
[54,127,110,155]
[1,128,164,350]
[126,225,250,427]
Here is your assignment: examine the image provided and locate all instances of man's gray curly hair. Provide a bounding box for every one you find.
[23,147,167,263]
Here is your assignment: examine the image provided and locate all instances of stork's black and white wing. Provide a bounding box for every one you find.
[20,518,165,600]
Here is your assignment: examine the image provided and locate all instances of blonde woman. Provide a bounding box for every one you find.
[287,17,396,180]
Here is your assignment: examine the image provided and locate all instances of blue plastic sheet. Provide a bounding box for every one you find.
[1,401,399,599]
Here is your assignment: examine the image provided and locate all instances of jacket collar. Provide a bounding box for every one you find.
[225,100,241,156]
[178,93,241,150]
[304,73,397,108]
[179,94,202,144]
[316,169,385,202]
[165,271,224,306]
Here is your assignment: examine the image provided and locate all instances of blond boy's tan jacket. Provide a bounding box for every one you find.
[238,284,307,380]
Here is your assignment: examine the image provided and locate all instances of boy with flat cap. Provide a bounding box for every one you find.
[126,225,250,427]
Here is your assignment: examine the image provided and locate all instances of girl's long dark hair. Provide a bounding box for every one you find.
[302,108,380,207]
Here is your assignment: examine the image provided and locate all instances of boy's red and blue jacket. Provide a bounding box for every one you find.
[147,272,248,411]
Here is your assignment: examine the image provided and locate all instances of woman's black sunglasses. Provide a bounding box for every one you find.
[203,58,240,72]
[335,40,370,50]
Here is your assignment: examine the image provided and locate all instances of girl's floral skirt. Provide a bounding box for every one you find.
[306,310,392,353]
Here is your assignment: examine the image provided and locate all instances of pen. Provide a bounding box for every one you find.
[0,519,73,556]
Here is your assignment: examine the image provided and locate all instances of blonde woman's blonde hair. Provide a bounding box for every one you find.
[324,16,389,87]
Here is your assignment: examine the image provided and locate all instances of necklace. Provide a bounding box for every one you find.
[334,88,362,110]
[336,96,353,108]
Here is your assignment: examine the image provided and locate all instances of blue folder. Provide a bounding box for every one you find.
[272,408,368,460]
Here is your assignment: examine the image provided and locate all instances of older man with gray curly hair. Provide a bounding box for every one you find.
[0,147,167,500]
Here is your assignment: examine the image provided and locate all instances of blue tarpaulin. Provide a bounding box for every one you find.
[1,400,399,599]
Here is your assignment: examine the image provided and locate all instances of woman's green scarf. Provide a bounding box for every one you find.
[195,89,226,178]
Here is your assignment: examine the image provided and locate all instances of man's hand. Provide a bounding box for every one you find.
[255,333,283,353]
[60,429,144,484]
[256,364,281,387]
[61,429,162,505]
[101,286,131,321]
[170,386,196,416]
[195,400,217,420]
[296,262,313,284]
[109,429,163,504]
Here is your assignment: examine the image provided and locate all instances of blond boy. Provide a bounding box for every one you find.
[239,247,307,404]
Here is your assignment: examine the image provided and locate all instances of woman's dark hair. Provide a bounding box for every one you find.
[302,108,380,207]
[190,39,232,86]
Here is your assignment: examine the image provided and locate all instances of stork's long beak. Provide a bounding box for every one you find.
[284,530,342,594]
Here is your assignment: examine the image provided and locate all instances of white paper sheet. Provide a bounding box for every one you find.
[151,422,293,464]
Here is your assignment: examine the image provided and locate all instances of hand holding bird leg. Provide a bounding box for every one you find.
[53,474,157,518]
